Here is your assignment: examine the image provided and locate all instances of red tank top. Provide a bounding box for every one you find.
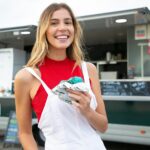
[32,57,84,121]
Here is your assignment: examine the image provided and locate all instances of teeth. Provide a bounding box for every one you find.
[57,35,68,39]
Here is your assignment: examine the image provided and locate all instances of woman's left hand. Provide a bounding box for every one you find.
[67,89,92,116]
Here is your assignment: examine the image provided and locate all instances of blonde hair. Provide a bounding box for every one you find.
[26,3,84,67]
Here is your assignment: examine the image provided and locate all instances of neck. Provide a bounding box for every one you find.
[47,48,67,61]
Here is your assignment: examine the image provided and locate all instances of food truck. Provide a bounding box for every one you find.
[100,79,150,145]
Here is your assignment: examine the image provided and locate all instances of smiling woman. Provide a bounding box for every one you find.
[46,8,75,57]
[14,3,108,150]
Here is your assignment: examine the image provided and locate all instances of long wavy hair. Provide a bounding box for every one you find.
[26,3,84,67]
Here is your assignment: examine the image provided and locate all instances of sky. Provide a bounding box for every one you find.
[0,0,150,28]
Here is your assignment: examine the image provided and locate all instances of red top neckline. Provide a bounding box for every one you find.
[45,56,69,63]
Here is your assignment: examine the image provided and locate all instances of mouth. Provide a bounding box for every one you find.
[55,35,69,40]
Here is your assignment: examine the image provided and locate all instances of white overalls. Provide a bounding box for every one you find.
[25,62,106,150]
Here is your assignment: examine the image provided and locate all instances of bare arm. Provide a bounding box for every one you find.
[68,62,108,133]
[85,62,108,132]
[14,69,38,150]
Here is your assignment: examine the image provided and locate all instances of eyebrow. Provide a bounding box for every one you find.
[50,18,72,21]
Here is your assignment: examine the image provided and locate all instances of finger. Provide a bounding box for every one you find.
[82,91,90,97]
[69,93,90,106]
[67,89,81,95]
[72,100,79,105]
[68,93,82,102]
[66,88,87,95]
[72,100,80,108]
[80,92,91,102]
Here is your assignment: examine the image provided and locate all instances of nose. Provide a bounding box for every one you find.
[58,22,66,31]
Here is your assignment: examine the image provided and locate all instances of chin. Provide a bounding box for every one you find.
[57,44,71,50]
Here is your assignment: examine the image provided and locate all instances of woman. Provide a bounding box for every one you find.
[14,3,108,150]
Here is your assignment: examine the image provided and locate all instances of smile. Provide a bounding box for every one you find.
[55,35,69,40]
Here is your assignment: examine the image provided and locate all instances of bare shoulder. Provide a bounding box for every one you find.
[15,68,33,84]
[15,67,40,83]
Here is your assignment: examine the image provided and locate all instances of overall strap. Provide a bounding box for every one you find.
[81,61,91,89]
[24,67,51,94]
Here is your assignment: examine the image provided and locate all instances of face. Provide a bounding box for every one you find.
[46,8,75,51]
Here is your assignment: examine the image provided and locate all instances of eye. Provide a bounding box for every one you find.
[50,19,59,26]
[65,21,73,25]
[50,22,58,25]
